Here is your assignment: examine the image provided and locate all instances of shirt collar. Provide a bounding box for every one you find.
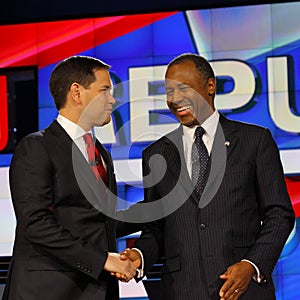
[56,114,90,141]
[182,110,220,140]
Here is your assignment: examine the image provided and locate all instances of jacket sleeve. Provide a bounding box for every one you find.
[133,148,165,278]
[243,128,295,281]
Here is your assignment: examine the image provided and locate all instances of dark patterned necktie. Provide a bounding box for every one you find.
[83,133,108,186]
[191,126,210,198]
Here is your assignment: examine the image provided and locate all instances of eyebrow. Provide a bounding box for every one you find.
[166,82,190,89]
[178,82,190,86]
[100,84,111,89]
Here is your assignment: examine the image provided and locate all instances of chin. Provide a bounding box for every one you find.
[178,117,197,127]
[102,116,111,126]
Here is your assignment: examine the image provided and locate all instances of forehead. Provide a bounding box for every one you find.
[93,69,111,86]
[165,61,202,86]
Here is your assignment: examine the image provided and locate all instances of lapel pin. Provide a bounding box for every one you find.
[224,141,230,146]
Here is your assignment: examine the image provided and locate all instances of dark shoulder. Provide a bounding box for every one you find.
[16,120,59,145]
[16,129,46,148]
[142,126,181,155]
[222,115,270,137]
[13,121,58,154]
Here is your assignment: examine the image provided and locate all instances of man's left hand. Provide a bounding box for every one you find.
[219,261,255,300]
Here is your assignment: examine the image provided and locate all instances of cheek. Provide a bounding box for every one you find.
[167,100,175,111]
[194,94,208,107]
[93,96,106,110]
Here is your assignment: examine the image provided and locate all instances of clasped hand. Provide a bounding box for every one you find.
[103,252,137,282]
[108,249,142,282]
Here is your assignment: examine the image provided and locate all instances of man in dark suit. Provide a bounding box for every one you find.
[2,55,137,300]
[120,53,295,299]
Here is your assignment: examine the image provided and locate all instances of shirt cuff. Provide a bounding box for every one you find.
[132,248,144,278]
[241,259,263,283]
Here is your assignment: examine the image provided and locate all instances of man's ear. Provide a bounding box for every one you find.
[70,82,81,104]
[207,78,216,96]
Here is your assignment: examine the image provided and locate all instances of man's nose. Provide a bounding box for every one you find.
[173,89,184,103]
[109,94,116,105]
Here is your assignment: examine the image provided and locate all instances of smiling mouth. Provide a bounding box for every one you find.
[176,105,191,112]
[175,105,193,116]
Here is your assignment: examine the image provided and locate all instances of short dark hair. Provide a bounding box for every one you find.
[49,55,111,110]
[167,53,215,85]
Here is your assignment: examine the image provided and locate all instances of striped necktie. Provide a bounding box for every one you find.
[83,133,108,186]
[191,126,210,198]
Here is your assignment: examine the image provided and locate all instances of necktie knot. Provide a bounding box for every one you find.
[195,126,205,140]
[83,133,94,148]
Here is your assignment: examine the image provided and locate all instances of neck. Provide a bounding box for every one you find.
[59,110,92,132]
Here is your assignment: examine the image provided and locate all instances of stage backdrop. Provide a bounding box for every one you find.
[0,2,300,299]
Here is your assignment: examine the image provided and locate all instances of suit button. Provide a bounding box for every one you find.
[199,223,207,229]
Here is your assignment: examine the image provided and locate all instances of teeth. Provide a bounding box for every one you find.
[177,105,191,112]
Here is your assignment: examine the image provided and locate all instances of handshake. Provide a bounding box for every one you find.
[104,248,142,282]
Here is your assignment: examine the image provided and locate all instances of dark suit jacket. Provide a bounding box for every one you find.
[135,114,295,300]
[3,120,133,300]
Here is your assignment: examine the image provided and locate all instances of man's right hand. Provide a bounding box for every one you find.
[104,252,137,282]
[110,248,142,281]
[120,248,142,269]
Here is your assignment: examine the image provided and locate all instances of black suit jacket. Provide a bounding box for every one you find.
[3,120,131,300]
[135,115,295,300]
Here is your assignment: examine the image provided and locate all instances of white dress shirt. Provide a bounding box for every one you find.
[56,114,106,169]
[182,110,219,178]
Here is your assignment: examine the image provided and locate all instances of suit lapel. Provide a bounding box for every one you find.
[95,139,115,190]
[199,114,239,208]
[47,120,97,188]
[47,120,74,153]
[219,114,239,160]
[48,120,115,214]
[163,126,197,203]
[163,126,185,179]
